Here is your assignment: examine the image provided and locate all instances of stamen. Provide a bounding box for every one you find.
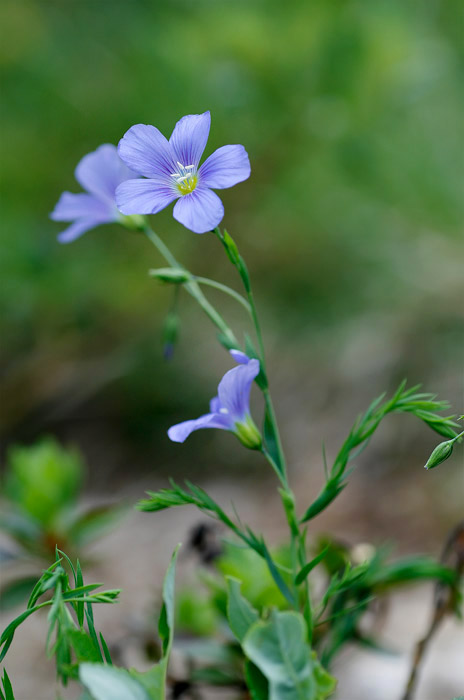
[170,161,198,194]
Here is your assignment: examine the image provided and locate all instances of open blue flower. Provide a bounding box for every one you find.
[115,111,251,234]
[51,144,138,243]
[168,351,261,449]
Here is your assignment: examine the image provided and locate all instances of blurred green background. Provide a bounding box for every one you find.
[1,0,463,528]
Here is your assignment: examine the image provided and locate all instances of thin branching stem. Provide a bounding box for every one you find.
[143,224,238,347]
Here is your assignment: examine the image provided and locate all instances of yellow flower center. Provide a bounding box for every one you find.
[170,161,198,195]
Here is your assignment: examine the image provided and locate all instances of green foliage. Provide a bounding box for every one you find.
[129,545,180,698]
[3,438,82,528]
[79,665,151,700]
[0,551,120,685]
[138,481,295,606]
[0,438,125,609]
[226,577,259,642]
[0,669,15,700]
[301,383,460,523]
[295,547,329,586]
[313,541,459,665]
[175,589,218,637]
[243,610,336,700]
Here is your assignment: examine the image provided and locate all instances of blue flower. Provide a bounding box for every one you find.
[51,144,139,243]
[115,111,251,234]
[168,351,262,449]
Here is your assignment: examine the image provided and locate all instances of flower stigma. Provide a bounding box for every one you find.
[170,161,198,195]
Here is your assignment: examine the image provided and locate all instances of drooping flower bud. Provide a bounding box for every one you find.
[149,268,191,284]
[162,312,179,360]
[234,415,262,450]
[119,213,146,231]
[424,439,454,470]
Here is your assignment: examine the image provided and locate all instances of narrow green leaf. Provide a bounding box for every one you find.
[295,547,329,586]
[130,545,181,699]
[226,577,259,642]
[0,607,39,661]
[1,669,14,700]
[76,560,84,628]
[300,481,346,523]
[99,633,112,665]
[263,406,283,474]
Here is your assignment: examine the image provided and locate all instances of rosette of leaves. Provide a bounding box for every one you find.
[0,438,124,611]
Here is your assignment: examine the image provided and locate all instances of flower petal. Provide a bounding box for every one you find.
[51,192,115,222]
[229,350,251,365]
[217,359,260,422]
[209,396,222,413]
[118,124,176,179]
[75,144,137,202]
[56,219,103,244]
[199,145,251,189]
[173,187,224,234]
[116,179,178,215]
[169,112,211,169]
[168,412,231,443]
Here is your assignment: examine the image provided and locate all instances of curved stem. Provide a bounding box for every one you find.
[193,277,252,314]
[143,224,238,347]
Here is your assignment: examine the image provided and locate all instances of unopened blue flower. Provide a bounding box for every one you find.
[168,352,261,449]
[115,111,251,234]
[51,144,138,243]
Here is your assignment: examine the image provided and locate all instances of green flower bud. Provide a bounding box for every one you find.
[149,268,191,284]
[222,229,240,265]
[424,439,454,470]
[119,213,146,230]
[234,415,262,450]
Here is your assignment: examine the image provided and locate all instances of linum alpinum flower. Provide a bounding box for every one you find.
[51,144,142,243]
[115,111,251,234]
[168,350,262,449]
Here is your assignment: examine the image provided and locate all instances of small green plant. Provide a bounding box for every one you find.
[0,438,123,611]
[2,111,462,699]
[0,549,120,690]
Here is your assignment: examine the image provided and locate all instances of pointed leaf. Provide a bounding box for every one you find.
[79,664,151,700]
[243,610,336,700]
[226,577,259,642]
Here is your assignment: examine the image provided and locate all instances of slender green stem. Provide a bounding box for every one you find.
[193,276,252,314]
[213,226,315,630]
[261,446,288,489]
[143,224,238,347]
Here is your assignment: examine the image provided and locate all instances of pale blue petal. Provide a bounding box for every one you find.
[173,187,224,234]
[168,412,231,443]
[199,145,251,190]
[56,219,102,244]
[169,112,211,168]
[51,192,115,222]
[118,124,177,179]
[209,396,222,413]
[217,359,260,422]
[116,178,178,215]
[230,350,251,365]
[75,144,137,203]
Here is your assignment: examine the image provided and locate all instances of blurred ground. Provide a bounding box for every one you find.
[1,473,463,699]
